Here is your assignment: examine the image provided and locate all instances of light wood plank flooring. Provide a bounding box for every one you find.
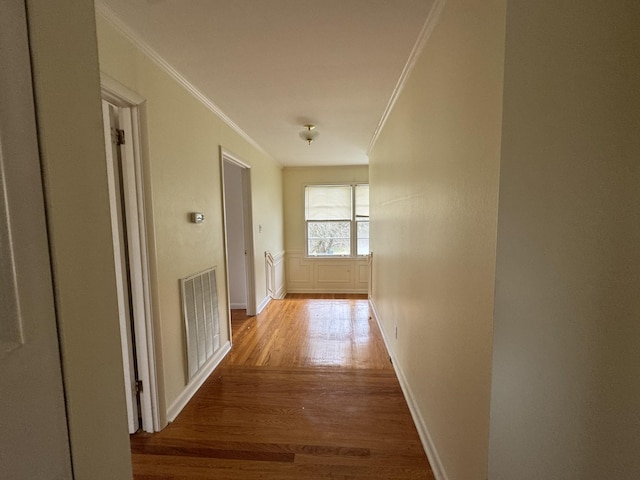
[130,295,434,479]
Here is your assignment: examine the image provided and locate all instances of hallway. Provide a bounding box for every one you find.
[130,295,433,479]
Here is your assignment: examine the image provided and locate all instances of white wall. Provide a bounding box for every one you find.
[488,1,640,478]
[368,1,506,478]
[223,162,247,308]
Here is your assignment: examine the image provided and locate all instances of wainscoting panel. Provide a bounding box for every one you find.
[274,252,286,299]
[286,250,369,293]
[356,262,371,292]
[316,263,351,284]
[265,251,287,300]
[287,255,313,284]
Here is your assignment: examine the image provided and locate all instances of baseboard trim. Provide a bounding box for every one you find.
[256,295,271,314]
[230,302,247,310]
[275,285,287,300]
[286,288,368,294]
[166,341,231,422]
[369,299,449,480]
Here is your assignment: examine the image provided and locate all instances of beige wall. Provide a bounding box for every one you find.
[283,166,369,293]
[96,15,283,416]
[489,1,640,478]
[283,165,368,251]
[26,1,132,478]
[368,0,506,478]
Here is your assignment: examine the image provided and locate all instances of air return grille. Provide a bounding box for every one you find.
[180,267,220,380]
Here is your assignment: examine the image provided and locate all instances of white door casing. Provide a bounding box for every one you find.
[0,0,73,476]
[100,75,161,432]
[220,148,257,323]
[102,100,140,434]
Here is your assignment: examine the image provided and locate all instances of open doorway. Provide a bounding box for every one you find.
[221,149,257,320]
[223,162,247,309]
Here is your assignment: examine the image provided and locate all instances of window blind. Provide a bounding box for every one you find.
[355,185,369,219]
[305,185,352,220]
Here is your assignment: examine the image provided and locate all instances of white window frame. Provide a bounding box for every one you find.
[354,184,370,257]
[304,183,369,258]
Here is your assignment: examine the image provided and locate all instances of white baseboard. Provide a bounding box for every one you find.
[286,288,368,294]
[230,302,247,310]
[166,341,231,422]
[256,295,271,314]
[275,285,287,300]
[369,299,449,480]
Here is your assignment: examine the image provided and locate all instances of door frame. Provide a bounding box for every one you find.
[0,1,73,475]
[101,73,161,432]
[101,98,139,433]
[220,148,257,327]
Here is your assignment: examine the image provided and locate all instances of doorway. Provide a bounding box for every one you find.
[101,78,160,433]
[221,149,257,318]
[223,161,248,309]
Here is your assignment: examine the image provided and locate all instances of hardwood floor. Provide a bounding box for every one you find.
[130,295,434,479]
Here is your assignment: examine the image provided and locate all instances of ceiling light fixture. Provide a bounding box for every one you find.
[299,124,319,145]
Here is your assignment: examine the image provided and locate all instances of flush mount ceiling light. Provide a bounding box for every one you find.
[299,124,319,145]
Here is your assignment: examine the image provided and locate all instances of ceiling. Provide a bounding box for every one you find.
[99,0,435,167]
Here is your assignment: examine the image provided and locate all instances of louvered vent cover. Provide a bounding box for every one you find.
[180,267,220,380]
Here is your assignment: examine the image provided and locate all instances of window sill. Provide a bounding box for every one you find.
[304,255,369,260]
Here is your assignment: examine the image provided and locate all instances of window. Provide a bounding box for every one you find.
[355,184,369,256]
[305,184,369,257]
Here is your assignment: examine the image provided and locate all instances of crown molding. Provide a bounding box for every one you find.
[95,1,274,161]
[367,0,447,155]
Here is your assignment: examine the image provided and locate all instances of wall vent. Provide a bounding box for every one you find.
[180,266,220,380]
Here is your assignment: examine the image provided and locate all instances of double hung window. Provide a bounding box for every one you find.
[305,184,369,257]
